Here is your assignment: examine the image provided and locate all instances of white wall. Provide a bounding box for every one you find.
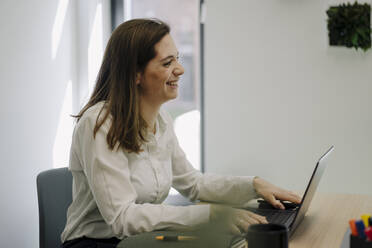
[0,1,76,247]
[0,0,110,247]
[204,0,372,195]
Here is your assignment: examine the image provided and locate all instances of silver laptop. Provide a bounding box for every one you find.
[248,146,334,236]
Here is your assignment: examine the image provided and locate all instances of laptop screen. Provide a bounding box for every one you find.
[290,146,334,232]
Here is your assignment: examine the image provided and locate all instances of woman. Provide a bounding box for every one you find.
[61,18,301,248]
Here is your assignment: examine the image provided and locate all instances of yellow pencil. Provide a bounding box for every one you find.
[361,214,371,227]
[155,235,197,241]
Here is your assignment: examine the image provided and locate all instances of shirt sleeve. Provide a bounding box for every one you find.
[75,112,210,238]
[167,113,259,206]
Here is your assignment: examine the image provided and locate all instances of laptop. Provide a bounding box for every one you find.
[247,146,334,236]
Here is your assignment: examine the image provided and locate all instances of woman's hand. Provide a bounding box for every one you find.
[210,204,267,234]
[253,177,302,210]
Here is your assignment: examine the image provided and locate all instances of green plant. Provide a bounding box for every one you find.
[327,2,371,51]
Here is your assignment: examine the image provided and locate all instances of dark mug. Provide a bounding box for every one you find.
[246,223,289,248]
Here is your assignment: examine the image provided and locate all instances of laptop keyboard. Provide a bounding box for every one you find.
[250,209,296,226]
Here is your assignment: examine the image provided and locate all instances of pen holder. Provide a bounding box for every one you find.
[350,235,372,248]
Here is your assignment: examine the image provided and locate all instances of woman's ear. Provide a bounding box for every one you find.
[136,72,142,85]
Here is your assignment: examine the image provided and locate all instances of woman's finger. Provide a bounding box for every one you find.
[237,213,267,233]
[241,213,261,225]
[274,189,302,204]
[235,218,250,233]
[233,209,269,234]
[247,211,268,224]
[234,211,258,231]
[229,223,242,235]
[264,193,285,209]
[288,191,302,203]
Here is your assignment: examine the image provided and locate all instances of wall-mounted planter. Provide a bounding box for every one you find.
[326,2,371,51]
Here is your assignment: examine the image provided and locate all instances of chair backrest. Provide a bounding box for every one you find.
[36,167,72,248]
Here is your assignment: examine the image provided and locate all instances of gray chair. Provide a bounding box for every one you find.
[36,167,193,248]
[37,167,72,248]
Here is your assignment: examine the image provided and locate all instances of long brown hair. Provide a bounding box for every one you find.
[74,19,170,153]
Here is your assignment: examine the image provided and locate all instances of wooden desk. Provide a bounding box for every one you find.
[289,193,372,248]
[117,193,372,248]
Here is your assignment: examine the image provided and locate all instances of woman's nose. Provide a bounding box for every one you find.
[174,61,185,76]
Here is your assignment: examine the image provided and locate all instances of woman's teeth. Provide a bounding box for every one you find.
[167,82,178,86]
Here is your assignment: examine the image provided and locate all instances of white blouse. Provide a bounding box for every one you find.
[61,101,258,242]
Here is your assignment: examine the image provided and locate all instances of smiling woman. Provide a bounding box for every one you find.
[60,18,301,248]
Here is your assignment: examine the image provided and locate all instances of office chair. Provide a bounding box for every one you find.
[36,167,72,248]
[35,167,193,248]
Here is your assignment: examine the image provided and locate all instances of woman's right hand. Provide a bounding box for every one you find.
[210,205,268,235]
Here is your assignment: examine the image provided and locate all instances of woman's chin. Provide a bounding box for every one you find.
[166,92,178,101]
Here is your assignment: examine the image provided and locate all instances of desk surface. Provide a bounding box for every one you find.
[117,193,372,248]
[289,193,372,248]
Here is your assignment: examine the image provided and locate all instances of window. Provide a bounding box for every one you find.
[124,0,202,171]
[54,0,111,168]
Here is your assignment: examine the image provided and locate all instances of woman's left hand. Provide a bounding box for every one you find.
[253,177,302,210]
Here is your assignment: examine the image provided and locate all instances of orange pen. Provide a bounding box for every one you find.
[349,219,358,236]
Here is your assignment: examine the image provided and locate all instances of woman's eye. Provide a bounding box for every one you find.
[163,61,172,67]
